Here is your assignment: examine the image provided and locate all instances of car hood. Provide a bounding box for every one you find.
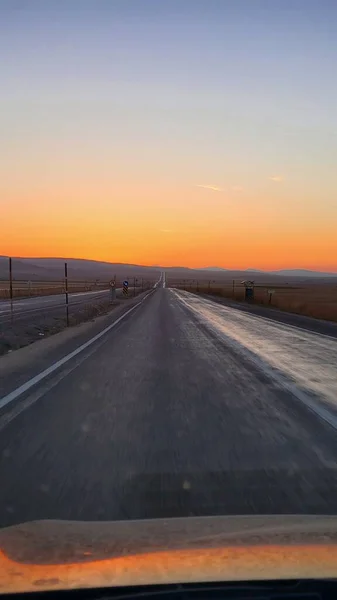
[1,515,337,593]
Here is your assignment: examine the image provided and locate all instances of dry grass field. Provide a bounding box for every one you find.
[169,278,337,323]
[0,278,155,300]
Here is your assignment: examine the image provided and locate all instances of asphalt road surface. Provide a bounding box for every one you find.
[0,289,119,326]
[1,285,337,528]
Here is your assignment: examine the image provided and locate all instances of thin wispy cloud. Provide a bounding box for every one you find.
[231,185,243,192]
[196,184,223,192]
[270,175,283,182]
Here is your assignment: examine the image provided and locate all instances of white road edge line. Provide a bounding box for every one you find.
[177,289,337,342]
[0,295,150,411]
[173,289,337,432]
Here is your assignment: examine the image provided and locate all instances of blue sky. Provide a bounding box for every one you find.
[1,0,336,268]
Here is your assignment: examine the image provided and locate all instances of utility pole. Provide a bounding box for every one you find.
[9,257,13,323]
[64,262,69,326]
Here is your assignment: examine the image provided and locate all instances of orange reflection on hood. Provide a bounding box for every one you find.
[1,544,337,593]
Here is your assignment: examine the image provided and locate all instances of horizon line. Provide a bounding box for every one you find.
[1,255,337,274]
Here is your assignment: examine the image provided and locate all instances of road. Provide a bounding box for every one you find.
[0,289,118,325]
[1,285,337,528]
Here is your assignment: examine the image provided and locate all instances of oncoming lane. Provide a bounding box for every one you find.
[0,289,111,318]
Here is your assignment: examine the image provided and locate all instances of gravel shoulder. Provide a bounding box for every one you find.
[0,290,144,356]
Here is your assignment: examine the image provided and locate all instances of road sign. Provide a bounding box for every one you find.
[123,280,129,296]
[242,280,255,301]
[242,280,255,288]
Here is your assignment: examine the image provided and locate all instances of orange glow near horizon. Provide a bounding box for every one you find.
[2,183,337,272]
[1,3,337,274]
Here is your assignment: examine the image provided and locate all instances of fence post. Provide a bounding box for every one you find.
[232,279,235,298]
[64,262,69,326]
[9,257,13,323]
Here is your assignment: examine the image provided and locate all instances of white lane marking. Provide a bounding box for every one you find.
[175,289,337,342]
[0,298,146,411]
[0,289,109,311]
[70,289,110,298]
[0,290,114,320]
[173,289,337,431]
[0,338,111,431]
[244,309,337,342]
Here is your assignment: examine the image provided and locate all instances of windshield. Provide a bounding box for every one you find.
[1,0,337,593]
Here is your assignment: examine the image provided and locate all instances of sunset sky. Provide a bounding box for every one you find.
[1,0,337,270]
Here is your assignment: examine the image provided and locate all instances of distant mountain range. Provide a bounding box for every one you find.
[203,267,337,278]
[273,269,337,277]
[0,256,336,281]
[0,257,159,281]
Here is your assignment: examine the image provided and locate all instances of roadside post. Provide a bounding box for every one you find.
[110,279,116,301]
[232,279,235,298]
[64,262,69,326]
[9,257,13,323]
[123,280,129,297]
[134,277,137,297]
[268,289,275,305]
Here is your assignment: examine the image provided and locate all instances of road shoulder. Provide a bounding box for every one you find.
[0,291,152,399]
[191,292,337,338]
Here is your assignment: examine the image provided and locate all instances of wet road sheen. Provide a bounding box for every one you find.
[1,288,337,527]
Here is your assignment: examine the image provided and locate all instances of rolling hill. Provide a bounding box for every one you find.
[0,256,336,282]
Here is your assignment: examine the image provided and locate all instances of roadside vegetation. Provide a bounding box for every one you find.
[0,279,154,300]
[0,284,152,355]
